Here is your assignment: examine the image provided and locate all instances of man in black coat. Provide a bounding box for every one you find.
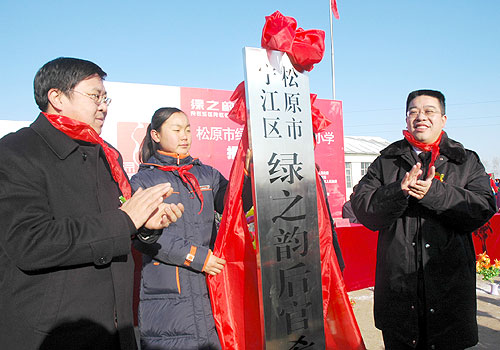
[351,89,497,349]
[0,57,184,350]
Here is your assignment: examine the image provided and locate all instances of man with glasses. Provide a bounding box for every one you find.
[0,57,184,349]
[351,89,496,349]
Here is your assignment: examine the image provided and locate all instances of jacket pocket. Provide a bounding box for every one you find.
[142,261,181,295]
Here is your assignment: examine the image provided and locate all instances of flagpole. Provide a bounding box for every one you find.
[329,1,336,100]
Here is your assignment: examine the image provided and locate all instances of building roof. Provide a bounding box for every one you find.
[344,136,391,155]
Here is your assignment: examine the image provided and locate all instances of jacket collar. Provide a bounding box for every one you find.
[30,113,79,160]
[381,132,467,164]
[143,152,199,167]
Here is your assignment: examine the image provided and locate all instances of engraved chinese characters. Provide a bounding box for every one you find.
[244,48,325,349]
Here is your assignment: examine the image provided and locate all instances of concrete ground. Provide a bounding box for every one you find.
[135,276,500,349]
[348,276,500,349]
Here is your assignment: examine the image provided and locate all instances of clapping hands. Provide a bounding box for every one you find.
[401,162,435,200]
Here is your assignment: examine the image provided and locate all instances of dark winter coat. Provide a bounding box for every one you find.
[130,152,249,350]
[351,133,496,349]
[0,114,138,350]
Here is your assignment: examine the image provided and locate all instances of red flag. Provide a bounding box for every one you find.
[331,0,340,19]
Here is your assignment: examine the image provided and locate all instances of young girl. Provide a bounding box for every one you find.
[131,107,250,350]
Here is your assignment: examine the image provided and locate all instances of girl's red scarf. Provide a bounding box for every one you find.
[42,112,131,200]
[145,152,204,214]
[403,130,444,176]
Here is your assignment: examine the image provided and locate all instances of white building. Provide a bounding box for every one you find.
[0,120,31,138]
[344,136,391,198]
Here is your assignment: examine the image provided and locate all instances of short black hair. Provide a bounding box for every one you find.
[406,89,446,115]
[34,57,107,111]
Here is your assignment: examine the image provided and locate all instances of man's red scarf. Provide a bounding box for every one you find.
[403,130,444,176]
[42,112,131,200]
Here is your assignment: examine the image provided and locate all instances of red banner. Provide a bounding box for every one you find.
[337,224,378,291]
[473,213,500,260]
[116,86,346,216]
[339,213,500,292]
[314,99,345,217]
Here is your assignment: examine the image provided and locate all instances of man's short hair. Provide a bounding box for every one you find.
[34,57,107,112]
[406,89,446,115]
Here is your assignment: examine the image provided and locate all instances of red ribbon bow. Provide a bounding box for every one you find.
[228,11,331,132]
[261,11,326,72]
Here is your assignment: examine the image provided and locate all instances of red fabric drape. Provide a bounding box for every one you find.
[207,128,263,349]
[43,112,131,199]
[228,81,247,125]
[316,171,366,349]
[310,93,332,133]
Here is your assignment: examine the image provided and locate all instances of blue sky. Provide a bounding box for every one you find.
[1,1,499,172]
